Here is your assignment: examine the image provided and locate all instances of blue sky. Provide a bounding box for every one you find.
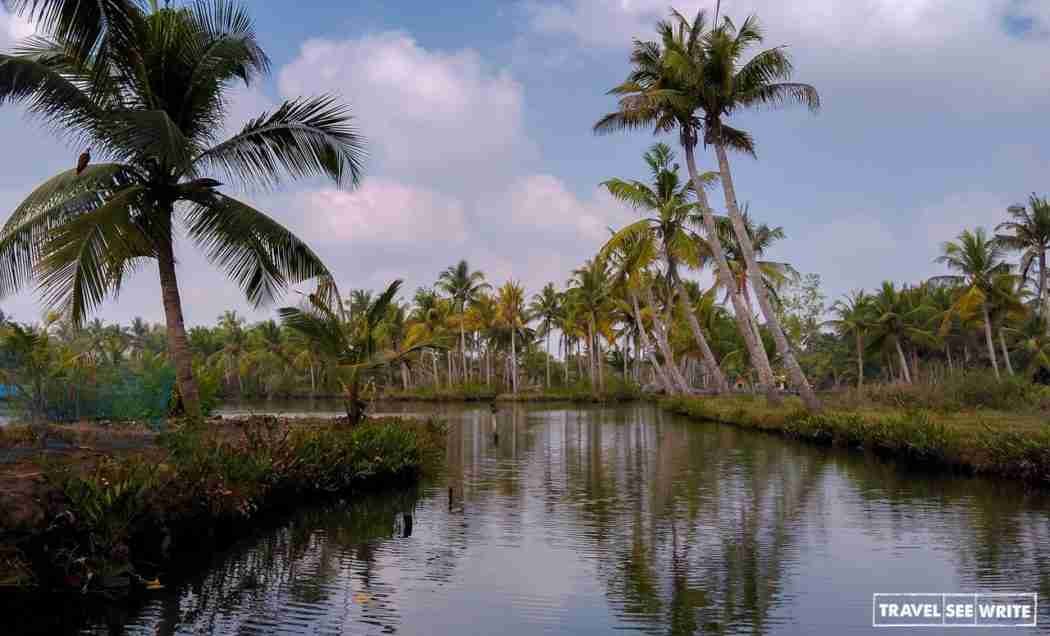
[0,0,1048,326]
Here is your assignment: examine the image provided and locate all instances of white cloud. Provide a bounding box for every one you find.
[279,32,535,187]
[296,178,469,246]
[498,174,633,242]
[525,0,1050,109]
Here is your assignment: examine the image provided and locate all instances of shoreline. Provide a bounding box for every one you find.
[660,396,1050,485]
[0,416,445,592]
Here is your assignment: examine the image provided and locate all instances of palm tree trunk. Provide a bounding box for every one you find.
[511,327,518,394]
[400,360,411,390]
[895,339,912,384]
[855,331,864,389]
[643,285,691,393]
[711,141,820,411]
[460,320,468,385]
[432,350,440,388]
[675,280,729,393]
[982,303,1001,379]
[630,291,674,394]
[562,334,569,385]
[946,345,954,375]
[1041,252,1048,333]
[157,237,202,419]
[596,330,604,392]
[999,329,1014,376]
[545,330,551,389]
[683,143,779,404]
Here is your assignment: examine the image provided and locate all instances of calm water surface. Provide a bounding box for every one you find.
[41,403,1050,633]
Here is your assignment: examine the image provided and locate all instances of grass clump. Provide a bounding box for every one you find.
[18,416,444,591]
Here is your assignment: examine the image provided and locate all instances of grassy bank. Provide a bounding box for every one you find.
[0,416,445,591]
[662,394,1050,484]
[383,379,641,403]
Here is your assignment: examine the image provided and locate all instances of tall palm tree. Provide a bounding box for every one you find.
[678,10,820,408]
[529,282,561,389]
[933,228,1013,380]
[496,281,526,395]
[594,10,788,406]
[996,195,1050,328]
[605,229,678,393]
[0,0,363,417]
[601,142,728,393]
[436,260,490,384]
[826,290,870,388]
[567,259,616,393]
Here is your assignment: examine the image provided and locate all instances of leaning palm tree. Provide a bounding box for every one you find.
[600,142,729,393]
[594,10,790,407]
[996,195,1050,328]
[604,229,679,393]
[714,209,798,349]
[436,260,490,385]
[528,282,561,389]
[0,0,363,417]
[679,10,821,408]
[933,228,1014,380]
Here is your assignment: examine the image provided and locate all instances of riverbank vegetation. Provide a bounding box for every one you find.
[663,380,1050,484]
[0,415,444,590]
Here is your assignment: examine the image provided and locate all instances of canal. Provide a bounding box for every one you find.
[50,402,1050,634]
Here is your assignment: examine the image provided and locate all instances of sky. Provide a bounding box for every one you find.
[0,0,1048,326]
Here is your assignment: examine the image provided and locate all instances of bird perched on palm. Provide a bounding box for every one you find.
[75,148,91,176]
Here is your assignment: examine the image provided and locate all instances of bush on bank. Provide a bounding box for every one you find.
[662,396,1050,484]
[2,417,445,590]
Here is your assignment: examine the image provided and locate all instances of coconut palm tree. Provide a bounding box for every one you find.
[996,195,1050,328]
[601,142,728,393]
[933,228,1013,380]
[496,281,527,394]
[0,0,363,417]
[437,260,489,384]
[594,10,790,406]
[866,282,932,384]
[675,10,821,408]
[604,230,679,393]
[529,282,561,389]
[280,280,433,424]
[825,290,870,388]
[714,209,798,349]
[567,259,616,393]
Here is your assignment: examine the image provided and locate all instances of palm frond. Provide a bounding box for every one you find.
[182,192,332,307]
[194,95,365,188]
[35,184,149,324]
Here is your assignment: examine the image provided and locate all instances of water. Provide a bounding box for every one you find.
[22,402,1050,634]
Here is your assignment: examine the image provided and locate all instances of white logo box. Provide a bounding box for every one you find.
[872,593,1038,628]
